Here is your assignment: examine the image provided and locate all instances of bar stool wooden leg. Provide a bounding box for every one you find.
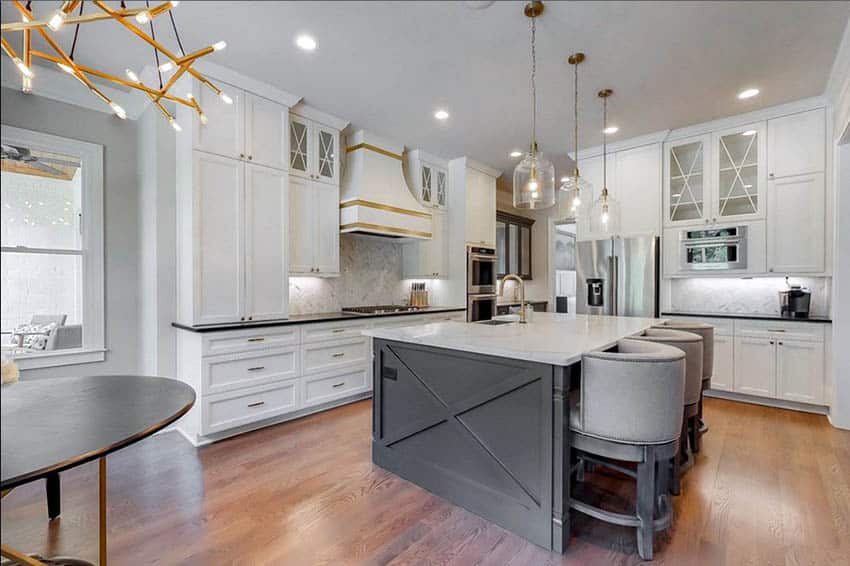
[636,447,657,560]
[46,472,60,520]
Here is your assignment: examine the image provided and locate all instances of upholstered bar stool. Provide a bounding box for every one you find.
[569,338,686,560]
[630,328,703,495]
[654,321,714,452]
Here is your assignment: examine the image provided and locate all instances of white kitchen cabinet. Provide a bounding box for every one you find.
[465,167,497,247]
[289,114,340,185]
[180,153,290,326]
[192,83,288,171]
[289,176,340,276]
[192,152,245,325]
[734,335,776,398]
[403,210,448,278]
[767,173,825,274]
[776,339,824,404]
[711,334,735,392]
[664,134,710,227]
[405,150,449,209]
[575,153,616,241]
[711,123,766,223]
[767,109,826,179]
[616,144,661,237]
[245,164,289,320]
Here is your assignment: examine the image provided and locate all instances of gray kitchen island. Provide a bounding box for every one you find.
[363,312,662,553]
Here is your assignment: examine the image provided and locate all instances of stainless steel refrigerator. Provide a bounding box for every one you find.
[576,236,659,317]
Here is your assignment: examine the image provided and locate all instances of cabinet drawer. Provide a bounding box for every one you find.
[202,326,300,356]
[301,320,369,344]
[203,347,299,395]
[302,338,368,375]
[202,380,300,435]
[303,367,369,408]
[735,320,824,342]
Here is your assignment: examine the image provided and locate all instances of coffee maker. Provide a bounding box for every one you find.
[779,277,811,318]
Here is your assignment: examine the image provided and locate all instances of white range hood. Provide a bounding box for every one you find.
[340,130,432,240]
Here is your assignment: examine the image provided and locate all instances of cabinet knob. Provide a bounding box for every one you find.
[769,268,774,272]
[778,342,783,346]
[240,316,245,321]
[769,173,775,179]
[248,316,253,321]
[770,341,775,345]
[248,155,253,160]
[240,153,245,159]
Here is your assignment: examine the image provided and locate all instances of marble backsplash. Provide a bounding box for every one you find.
[669,277,831,317]
[289,235,412,315]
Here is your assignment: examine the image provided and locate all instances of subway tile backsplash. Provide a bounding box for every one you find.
[669,277,831,317]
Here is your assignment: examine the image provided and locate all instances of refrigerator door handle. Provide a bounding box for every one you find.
[611,254,619,316]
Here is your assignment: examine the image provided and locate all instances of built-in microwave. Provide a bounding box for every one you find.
[679,226,747,271]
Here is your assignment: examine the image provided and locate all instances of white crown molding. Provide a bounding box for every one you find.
[2,62,146,120]
[193,60,301,108]
[571,130,670,160]
[464,157,502,179]
[405,148,448,169]
[291,101,349,131]
[826,18,850,141]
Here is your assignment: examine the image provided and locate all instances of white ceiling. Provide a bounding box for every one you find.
[3,1,849,179]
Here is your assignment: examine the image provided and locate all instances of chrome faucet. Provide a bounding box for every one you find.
[499,273,527,323]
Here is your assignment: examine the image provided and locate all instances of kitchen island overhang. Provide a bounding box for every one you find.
[363,313,663,553]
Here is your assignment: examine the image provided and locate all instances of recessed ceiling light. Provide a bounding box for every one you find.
[737,88,759,100]
[434,109,449,121]
[742,129,757,136]
[510,150,523,158]
[603,126,619,135]
[295,34,317,51]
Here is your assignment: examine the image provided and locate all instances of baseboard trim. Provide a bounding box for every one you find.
[175,391,373,447]
[705,390,829,415]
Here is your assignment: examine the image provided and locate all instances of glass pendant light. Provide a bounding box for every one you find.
[590,89,620,233]
[559,52,592,218]
[513,1,555,210]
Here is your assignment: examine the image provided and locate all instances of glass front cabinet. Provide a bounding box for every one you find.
[289,114,340,185]
[405,150,448,209]
[663,123,765,227]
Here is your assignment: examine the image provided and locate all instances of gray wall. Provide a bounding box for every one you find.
[1,87,140,378]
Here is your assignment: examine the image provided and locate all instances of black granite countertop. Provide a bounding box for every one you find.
[172,306,466,333]
[661,312,832,324]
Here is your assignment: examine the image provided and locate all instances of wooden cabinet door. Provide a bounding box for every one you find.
[289,175,315,274]
[314,183,340,274]
[767,109,826,178]
[193,83,245,161]
[663,134,710,227]
[734,336,776,398]
[245,164,288,321]
[246,94,288,171]
[767,173,825,273]
[776,339,824,405]
[289,115,312,180]
[615,144,661,236]
[313,123,339,185]
[709,334,734,391]
[193,152,245,324]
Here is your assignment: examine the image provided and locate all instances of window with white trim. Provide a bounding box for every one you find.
[1,126,104,369]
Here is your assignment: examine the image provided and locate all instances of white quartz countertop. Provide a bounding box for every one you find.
[362,312,665,366]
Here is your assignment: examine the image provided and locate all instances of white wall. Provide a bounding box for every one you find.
[1,87,140,378]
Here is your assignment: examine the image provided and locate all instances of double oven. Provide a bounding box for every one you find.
[467,246,497,322]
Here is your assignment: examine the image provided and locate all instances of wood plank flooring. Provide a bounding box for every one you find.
[2,398,849,565]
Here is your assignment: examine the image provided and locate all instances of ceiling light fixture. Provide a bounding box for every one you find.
[603,126,618,135]
[1,1,230,130]
[434,109,449,120]
[296,34,317,51]
[737,88,760,100]
[590,89,620,232]
[560,51,592,218]
[510,150,523,158]
[513,1,555,210]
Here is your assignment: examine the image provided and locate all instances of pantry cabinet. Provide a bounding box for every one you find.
[766,173,825,273]
[403,210,448,278]
[767,109,825,179]
[192,82,289,171]
[465,165,497,247]
[289,114,340,185]
[289,176,340,276]
[179,153,289,325]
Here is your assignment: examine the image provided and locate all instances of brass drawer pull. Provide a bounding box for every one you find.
[247,366,265,371]
[332,328,346,333]
[767,329,786,333]
[332,382,346,388]
[331,352,345,358]
[247,337,265,342]
[247,401,265,408]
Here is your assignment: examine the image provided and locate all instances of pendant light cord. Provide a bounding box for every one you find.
[573,59,579,176]
[69,0,84,61]
[602,95,607,194]
[530,15,537,153]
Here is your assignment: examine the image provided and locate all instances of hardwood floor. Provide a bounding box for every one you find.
[2,398,849,565]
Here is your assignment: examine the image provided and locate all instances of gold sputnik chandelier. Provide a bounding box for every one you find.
[1,1,231,131]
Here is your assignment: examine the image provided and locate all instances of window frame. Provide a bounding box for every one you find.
[496,210,534,280]
[1,125,105,370]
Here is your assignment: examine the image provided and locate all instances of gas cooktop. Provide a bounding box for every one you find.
[342,305,425,315]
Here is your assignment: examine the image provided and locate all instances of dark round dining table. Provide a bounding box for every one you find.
[1,375,195,566]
